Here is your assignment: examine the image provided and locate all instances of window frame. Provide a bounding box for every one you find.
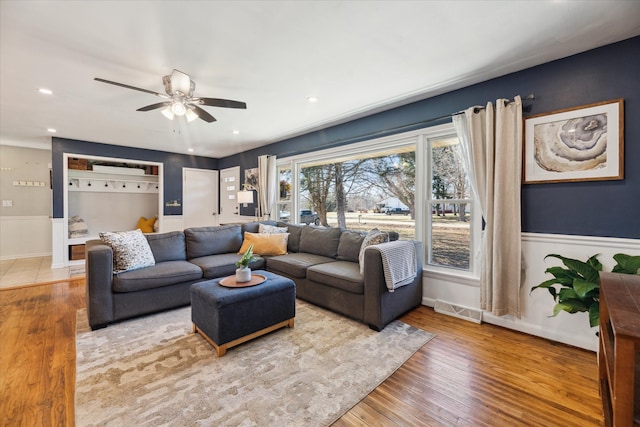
[276,122,480,281]
[419,123,481,281]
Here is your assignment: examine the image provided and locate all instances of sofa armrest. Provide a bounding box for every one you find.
[362,240,423,330]
[85,239,115,329]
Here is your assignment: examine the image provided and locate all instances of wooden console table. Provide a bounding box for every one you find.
[599,272,640,426]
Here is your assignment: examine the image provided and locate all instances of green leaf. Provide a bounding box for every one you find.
[587,254,603,272]
[546,254,601,284]
[552,299,588,316]
[612,253,640,274]
[573,277,599,298]
[589,304,600,328]
[544,266,578,282]
[558,287,579,302]
[530,278,565,293]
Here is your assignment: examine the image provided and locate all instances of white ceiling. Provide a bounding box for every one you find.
[1,1,639,158]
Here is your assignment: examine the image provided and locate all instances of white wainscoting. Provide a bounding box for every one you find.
[0,216,52,260]
[422,232,640,351]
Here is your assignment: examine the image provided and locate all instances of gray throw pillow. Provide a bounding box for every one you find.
[359,229,389,273]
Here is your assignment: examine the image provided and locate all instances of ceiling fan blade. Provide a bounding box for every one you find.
[94,77,168,98]
[192,105,216,123]
[137,102,171,112]
[199,98,247,109]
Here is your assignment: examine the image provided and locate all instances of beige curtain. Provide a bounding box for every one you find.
[258,155,277,220]
[453,96,523,317]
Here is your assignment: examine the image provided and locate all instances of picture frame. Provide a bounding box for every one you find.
[523,98,623,184]
[244,167,258,188]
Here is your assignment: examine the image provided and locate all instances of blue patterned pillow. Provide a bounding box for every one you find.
[99,229,155,273]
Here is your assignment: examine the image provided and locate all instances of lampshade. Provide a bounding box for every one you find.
[161,107,174,120]
[237,190,254,204]
[185,108,198,122]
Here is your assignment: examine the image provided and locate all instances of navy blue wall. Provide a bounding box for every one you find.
[52,138,218,217]
[220,36,640,239]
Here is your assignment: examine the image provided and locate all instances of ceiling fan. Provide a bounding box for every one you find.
[94,69,246,123]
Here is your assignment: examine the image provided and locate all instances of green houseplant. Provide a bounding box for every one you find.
[235,243,257,282]
[531,253,640,328]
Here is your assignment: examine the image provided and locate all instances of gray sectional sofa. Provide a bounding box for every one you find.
[85,221,423,331]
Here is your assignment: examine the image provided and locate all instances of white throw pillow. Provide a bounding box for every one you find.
[99,229,155,273]
[359,228,389,274]
[259,223,288,234]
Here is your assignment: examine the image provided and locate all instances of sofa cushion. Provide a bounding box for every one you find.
[307,261,364,294]
[99,229,155,273]
[185,225,243,259]
[266,253,335,278]
[190,253,266,279]
[112,260,202,292]
[299,226,342,258]
[278,222,304,252]
[242,220,277,234]
[337,230,365,263]
[238,232,289,256]
[146,231,186,262]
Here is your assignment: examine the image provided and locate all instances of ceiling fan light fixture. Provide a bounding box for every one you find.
[161,107,174,120]
[185,108,198,122]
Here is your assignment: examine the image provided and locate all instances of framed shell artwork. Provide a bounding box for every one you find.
[523,99,623,184]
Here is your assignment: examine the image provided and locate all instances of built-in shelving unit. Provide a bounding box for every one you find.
[56,154,163,266]
[598,271,640,427]
[67,169,159,194]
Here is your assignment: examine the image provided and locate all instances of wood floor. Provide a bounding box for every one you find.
[0,281,603,426]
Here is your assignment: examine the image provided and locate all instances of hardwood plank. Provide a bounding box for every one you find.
[0,282,604,426]
[0,281,83,427]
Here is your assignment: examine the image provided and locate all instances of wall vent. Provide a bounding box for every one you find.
[433,300,483,324]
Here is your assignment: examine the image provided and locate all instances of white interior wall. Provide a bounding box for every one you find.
[0,145,52,259]
[68,192,158,236]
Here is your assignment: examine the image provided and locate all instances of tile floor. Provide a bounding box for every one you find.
[0,256,85,289]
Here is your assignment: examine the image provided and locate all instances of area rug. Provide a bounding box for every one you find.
[75,300,434,426]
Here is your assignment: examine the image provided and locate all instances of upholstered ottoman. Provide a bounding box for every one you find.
[191,270,296,356]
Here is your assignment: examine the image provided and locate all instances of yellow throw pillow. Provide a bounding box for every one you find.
[136,216,157,233]
[238,231,289,256]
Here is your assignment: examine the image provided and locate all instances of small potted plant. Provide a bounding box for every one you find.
[235,243,257,282]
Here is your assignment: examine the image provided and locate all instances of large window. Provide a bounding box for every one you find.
[278,123,479,277]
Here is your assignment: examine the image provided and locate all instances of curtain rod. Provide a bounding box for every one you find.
[278,94,534,157]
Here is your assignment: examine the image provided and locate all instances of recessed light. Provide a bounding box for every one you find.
[307,97,318,103]
[232,130,240,135]
[39,88,53,95]
[187,148,194,153]
[47,128,57,133]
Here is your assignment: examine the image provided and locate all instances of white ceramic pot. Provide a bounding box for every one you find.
[236,267,251,283]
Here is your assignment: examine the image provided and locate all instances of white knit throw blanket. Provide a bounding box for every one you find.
[370,240,417,292]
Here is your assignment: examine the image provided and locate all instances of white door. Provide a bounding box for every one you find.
[183,168,219,228]
[219,166,240,224]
